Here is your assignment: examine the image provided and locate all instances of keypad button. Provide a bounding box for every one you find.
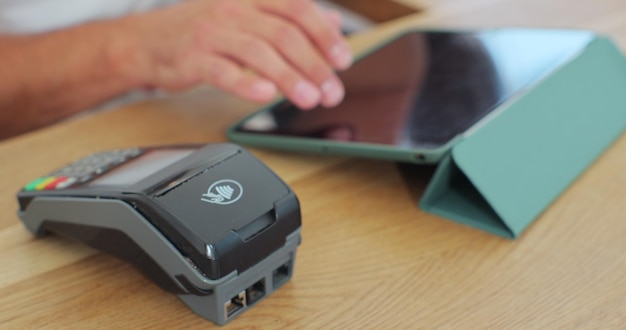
[24,177,48,191]
[55,177,77,189]
[35,177,56,190]
[43,177,67,190]
[26,147,144,190]
[77,175,93,183]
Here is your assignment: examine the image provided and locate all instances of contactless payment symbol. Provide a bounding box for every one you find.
[201,179,243,205]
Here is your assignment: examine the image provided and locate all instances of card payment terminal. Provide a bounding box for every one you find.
[17,143,301,325]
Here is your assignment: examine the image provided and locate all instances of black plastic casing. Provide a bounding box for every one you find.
[17,144,301,289]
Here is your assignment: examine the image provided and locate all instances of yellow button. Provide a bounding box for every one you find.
[35,177,56,190]
[24,177,47,191]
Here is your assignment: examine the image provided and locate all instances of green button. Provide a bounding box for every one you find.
[24,177,48,191]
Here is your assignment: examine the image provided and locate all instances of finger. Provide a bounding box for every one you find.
[257,0,353,70]
[200,55,278,103]
[323,9,343,29]
[241,11,345,107]
[209,32,322,109]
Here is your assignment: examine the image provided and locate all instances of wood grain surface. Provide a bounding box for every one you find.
[1,0,625,328]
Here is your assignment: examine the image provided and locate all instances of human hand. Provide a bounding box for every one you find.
[116,0,353,109]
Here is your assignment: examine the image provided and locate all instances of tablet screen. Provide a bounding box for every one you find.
[233,29,593,149]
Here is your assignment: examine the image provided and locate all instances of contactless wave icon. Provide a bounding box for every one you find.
[201,179,243,205]
[215,185,234,200]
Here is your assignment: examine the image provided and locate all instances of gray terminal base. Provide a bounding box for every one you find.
[18,197,300,326]
[179,231,299,325]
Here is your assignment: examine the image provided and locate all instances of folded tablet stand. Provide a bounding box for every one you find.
[420,35,626,238]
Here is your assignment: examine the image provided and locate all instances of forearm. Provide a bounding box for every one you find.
[0,0,352,140]
[0,19,141,139]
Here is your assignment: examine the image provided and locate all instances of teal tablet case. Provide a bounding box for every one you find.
[419,35,626,238]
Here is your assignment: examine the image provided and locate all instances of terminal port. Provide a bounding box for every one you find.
[246,279,266,305]
[224,291,246,319]
[272,261,291,289]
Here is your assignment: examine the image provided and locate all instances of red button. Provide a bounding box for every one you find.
[44,176,68,190]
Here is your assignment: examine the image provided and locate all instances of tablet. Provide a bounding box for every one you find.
[227,28,594,164]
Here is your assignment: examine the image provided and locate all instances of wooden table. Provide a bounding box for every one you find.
[2,1,625,328]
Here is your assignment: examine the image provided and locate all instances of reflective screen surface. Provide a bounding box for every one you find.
[90,149,195,186]
[235,29,593,148]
